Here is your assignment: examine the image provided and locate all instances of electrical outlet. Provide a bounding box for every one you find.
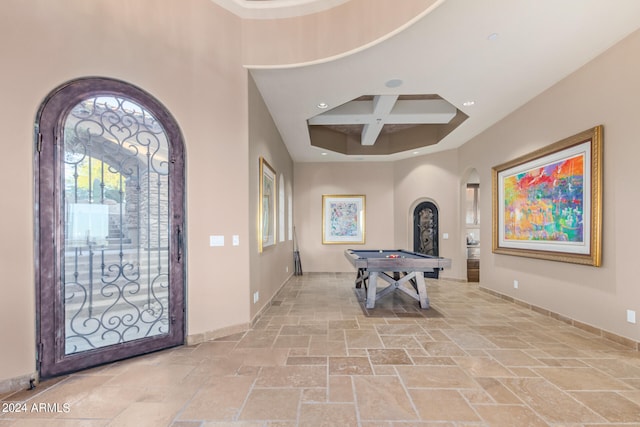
[513,280,519,289]
[286,266,289,273]
[253,291,259,304]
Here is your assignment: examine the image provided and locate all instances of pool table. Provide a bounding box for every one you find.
[344,249,452,309]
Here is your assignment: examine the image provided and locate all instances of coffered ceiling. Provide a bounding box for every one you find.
[229,0,640,162]
[307,95,467,155]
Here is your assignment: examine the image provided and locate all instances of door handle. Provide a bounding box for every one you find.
[177,225,183,262]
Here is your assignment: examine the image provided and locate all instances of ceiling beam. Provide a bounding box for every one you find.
[361,95,398,145]
[385,99,456,123]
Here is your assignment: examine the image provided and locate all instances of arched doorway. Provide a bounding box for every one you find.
[36,77,186,378]
[413,201,439,279]
[464,168,480,282]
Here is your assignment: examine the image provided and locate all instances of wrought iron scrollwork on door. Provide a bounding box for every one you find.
[413,201,439,279]
[62,95,170,354]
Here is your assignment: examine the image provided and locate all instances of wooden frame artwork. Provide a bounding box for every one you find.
[322,194,365,244]
[492,125,603,266]
[259,157,276,252]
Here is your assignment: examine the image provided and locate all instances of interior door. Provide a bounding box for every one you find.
[413,201,439,279]
[36,78,185,378]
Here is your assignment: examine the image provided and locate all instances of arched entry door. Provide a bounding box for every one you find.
[36,78,185,378]
[413,201,439,279]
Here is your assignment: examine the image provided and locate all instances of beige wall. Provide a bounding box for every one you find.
[242,0,440,66]
[293,162,395,272]
[248,75,295,320]
[458,28,640,342]
[393,150,464,280]
[0,0,250,386]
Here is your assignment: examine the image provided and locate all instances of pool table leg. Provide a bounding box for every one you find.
[414,272,430,309]
[355,268,368,289]
[366,272,378,309]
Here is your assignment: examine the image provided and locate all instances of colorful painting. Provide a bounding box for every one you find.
[503,153,584,243]
[322,195,365,244]
[329,201,359,236]
[492,126,603,266]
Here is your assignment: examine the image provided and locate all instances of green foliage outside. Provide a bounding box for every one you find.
[66,157,125,203]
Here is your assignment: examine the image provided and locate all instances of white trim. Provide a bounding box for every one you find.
[211,0,349,20]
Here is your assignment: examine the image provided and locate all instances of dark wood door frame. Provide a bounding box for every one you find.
[35,77,186,378]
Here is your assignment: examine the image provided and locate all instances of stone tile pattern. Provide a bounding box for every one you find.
[3,273,640,426]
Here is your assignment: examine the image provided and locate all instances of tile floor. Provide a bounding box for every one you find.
[3,273,640,426]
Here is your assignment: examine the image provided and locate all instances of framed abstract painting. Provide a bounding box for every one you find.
[492,125,603,266]
[259,157,276,252]
[322,195,365,244]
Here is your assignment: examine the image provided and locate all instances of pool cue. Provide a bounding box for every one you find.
[293,226,303,276]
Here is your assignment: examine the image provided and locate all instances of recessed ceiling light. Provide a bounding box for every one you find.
[487,33,499,41]
[412,151,420,155]
[321,152,328,156]
[463,101,476,107]
[385,79,403,88]
[317,102,328,109]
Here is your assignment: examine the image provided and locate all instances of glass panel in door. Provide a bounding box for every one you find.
[62,96,171,354]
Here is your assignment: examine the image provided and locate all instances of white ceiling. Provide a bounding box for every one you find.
[246,0,640,162]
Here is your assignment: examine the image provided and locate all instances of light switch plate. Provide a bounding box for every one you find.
[627,309,636,324]
[210,235,224,247]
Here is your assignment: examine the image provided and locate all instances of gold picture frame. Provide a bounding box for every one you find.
[259,157,276,252]
[492,125,603,266]
[322,194,365,244]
